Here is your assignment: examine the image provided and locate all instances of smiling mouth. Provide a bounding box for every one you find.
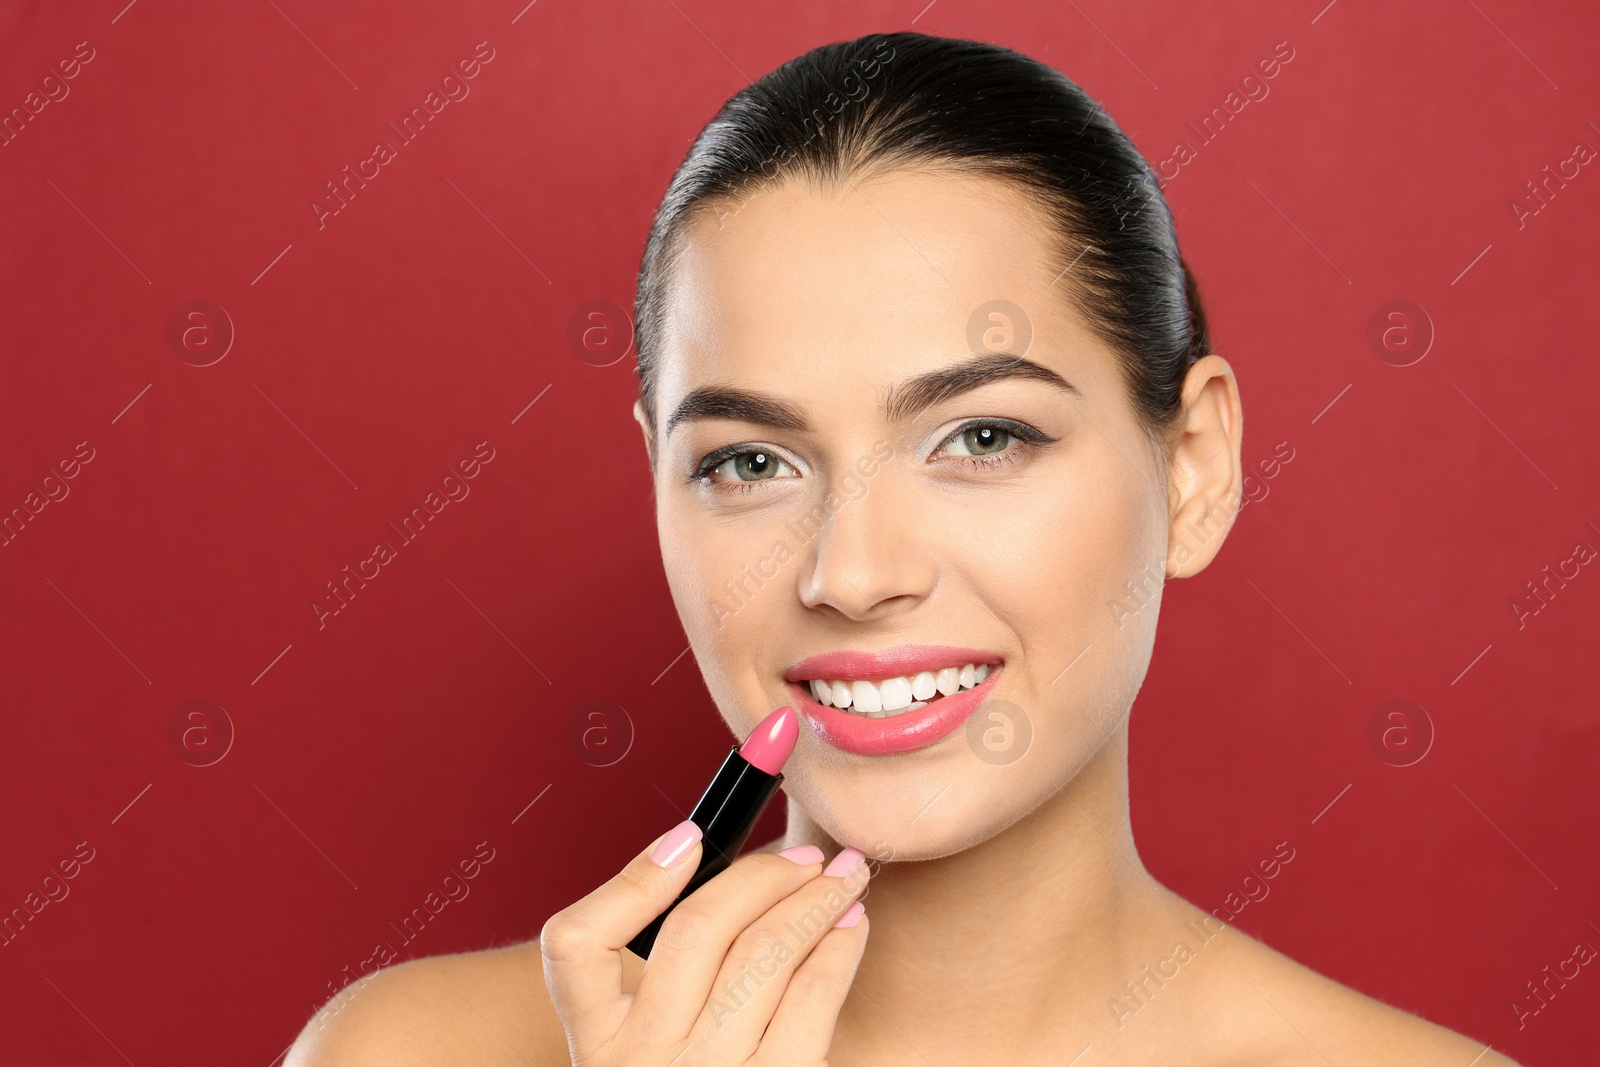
[801,662,993,718]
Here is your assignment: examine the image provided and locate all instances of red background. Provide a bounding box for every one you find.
[2,0,1596,1062]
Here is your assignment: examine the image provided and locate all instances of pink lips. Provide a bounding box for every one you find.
[784,644,1002,684]
[784,645,1004,757]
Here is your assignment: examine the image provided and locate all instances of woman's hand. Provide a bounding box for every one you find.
[540,820,871,1065]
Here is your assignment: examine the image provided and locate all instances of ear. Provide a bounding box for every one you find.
[1164,354,1244,579]
[632,398,656,471]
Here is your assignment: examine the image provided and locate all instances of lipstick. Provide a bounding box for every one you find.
[626,705,800,959]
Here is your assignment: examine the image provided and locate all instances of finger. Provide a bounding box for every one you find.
[539,819,704,1052]
[758,907,869,1066]
[628,845,828,1041]
[691,848,871,1057]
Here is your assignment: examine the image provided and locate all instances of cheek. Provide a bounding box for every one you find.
[1073,456,1169,704]
[940,447,1165,801]
[659,500,725,636]
[940,450,1165,666]
[657,493,791,695]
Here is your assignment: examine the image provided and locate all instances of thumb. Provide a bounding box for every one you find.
[540,820,703,1044]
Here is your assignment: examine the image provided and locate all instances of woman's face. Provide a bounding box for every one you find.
[638,169,1178,860]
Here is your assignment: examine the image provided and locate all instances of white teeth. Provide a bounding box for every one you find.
[806,663,996,718]
[879,676,913,711]
[851,680,882,714]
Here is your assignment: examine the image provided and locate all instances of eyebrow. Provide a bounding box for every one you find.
[663,353,1079,439]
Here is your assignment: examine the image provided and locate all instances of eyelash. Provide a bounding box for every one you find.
[690,418,1058,494]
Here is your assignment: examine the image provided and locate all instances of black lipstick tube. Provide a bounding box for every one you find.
[626,744,784,959]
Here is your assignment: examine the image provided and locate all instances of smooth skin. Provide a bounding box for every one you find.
[286,169,1519,1065]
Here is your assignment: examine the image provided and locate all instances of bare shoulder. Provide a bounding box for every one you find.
[284,939,572,1067]
[1204,920,1522,1066]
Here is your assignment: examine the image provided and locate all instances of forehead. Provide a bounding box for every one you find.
[654,169,1098,403]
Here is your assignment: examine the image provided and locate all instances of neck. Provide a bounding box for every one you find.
[781,725,1188,1063]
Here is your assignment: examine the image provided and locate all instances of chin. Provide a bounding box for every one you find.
[770,668,1144,863]
[779,759,1047,862]
[773,711,1097,863]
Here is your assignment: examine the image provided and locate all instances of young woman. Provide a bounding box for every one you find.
[289,31,1517,1066]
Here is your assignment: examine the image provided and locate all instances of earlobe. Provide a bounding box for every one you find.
[1164,355,1244,579]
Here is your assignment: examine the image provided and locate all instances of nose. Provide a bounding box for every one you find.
[793,467,935,621]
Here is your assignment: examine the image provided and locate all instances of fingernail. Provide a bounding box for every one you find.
[650,820,702,867]
[778,845,825,865]
[833,901,865,928]
[823,847,866,878]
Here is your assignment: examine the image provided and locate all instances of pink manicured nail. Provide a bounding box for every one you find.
[823,847,865,878]
[833,901,865,928]
[650,820,703,867]
[778,845,825,865]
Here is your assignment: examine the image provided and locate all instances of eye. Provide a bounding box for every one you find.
[692,446,799,492]
[932,418,1058,470]
[943,424,1013,457]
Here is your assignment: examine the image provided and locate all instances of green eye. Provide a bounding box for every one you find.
[716,450,789,481]
[945,425,1014,456]
[932,418,1059,470]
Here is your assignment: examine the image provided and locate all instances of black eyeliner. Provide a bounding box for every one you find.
[689,444,791,482]
[944,417,1060,446]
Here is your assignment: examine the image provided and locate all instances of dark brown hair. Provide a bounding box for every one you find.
[633,30,1208,456]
